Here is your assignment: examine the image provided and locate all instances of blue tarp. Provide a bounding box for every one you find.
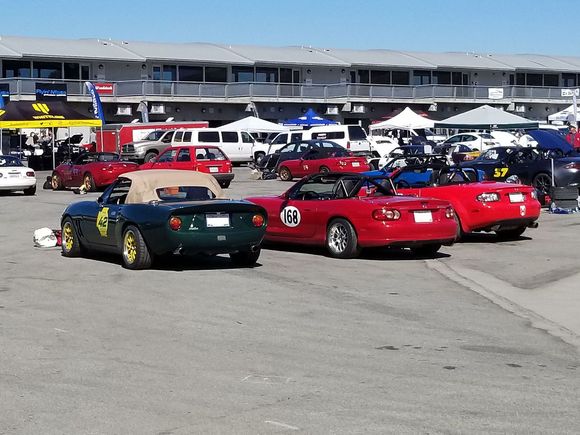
[283,108,337,126]
[527,129,573,154]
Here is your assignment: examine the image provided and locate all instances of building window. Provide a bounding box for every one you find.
[256,67,278,82]
[543,74,558,87]
[162,65,177,81]
[232,66,254,82]
[526,73,542,86]
[64,63,80,80]
[562,73,576,87]
[33,61,62,79]
[179,66,203,82]
[451,72,463,85]
[413,70,431,85]
[370,70,390,85]
[433,71,451,85]
[205,67,227,83]
[516,73,526,85]
[280,68,293,83]
[392,71,409,85]
[357,70,370,84]
[3,60,31,78]
[81,65,90,81]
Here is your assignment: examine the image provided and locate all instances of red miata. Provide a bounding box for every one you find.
[245,172,458,258]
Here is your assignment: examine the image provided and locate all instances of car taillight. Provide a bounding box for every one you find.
[445,207,455,219]
[531,190,538,200]
[252,214,265,227]
[476,192,500,202]
[346,141,351,149]
[564,162,580,170]
[26,171,35,177]
[169,216,182,231]
[372,208,401,221]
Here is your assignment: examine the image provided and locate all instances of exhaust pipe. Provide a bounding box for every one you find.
[528,222,539,228]
[250,245,260,253]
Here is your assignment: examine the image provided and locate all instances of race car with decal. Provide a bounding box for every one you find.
[60,170,267,269]
[51,152,139,192]
[277,147,369,181]
[379,163,541,240]
[245,172,457,259]
[459,130,580,198]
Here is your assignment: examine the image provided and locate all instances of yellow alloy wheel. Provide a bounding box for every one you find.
[124,230,137,264]
[63,222,74,252]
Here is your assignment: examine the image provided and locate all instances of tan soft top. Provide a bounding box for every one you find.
[123,170,225,204]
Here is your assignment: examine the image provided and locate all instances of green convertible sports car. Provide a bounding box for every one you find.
[60,169,267,269]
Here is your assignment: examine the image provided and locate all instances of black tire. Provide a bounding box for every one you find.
[532,173,552,196]
[144,151,158,163]
[230,248,261,267]
[411,244,441,257]
[254,152,265,163]
[61,217,83,257]
[454,214,465,241]
[83,173,95,192]
[319,165,330,174]
[51,173,63,190]
[24,184,36,196]
[326,218,360,259]
[121,225,152,270]
[220,181,231,189]
[496,226,527,241]
[279,166,292,181]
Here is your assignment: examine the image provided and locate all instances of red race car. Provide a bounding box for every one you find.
[389,164,541,240]
[277,147,369,181]
[245,172,457,258]
[51,152,138,192]
[139,145,234,188]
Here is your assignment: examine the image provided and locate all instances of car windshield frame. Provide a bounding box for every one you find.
[288,174,396,200]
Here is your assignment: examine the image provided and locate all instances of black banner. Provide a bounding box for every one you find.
[35,82,67,101]
[0,83,9,98]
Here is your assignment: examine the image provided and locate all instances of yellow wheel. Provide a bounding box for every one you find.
[61,217,82,257]
[121,225,152,270]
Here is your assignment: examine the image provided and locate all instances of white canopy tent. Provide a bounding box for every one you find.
[218,116,289,133]
[370,107,435,131]
[548,105,580,123]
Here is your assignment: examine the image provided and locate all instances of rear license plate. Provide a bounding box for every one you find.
[206,213,230,227]
[413,211,433,223]
[509,193,524,203]
[351,162,360,167]
[209,166,219,173]
[8,173,19,178]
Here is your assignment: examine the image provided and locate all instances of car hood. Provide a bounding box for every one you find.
[527,130,573,153]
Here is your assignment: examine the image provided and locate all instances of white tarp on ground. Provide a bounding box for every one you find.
[370,107,435,130]
[218,116,289,133]
[548,105,580,122]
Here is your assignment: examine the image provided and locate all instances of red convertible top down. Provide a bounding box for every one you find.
[245,172,458,258]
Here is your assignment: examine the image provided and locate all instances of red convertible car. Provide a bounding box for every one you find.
[245,172,457,258]
[278,147,369,181]
[51,153,138,192]
[139,145,234,188]
[390,164,541,240]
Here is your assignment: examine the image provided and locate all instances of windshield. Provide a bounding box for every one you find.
[477,148,512,161]
[98,153,121,162]
[348,126,368,141]
[143,131,165,141]
[480,133,494,139]
[290,174,394,200]
[0,156,23,167]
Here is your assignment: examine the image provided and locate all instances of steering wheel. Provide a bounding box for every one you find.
[299,190,320,200]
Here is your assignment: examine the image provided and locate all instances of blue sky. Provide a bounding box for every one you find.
[2,0,578,56]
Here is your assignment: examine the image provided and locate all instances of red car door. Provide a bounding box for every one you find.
[173,147,194,170]
[152,148,178,169]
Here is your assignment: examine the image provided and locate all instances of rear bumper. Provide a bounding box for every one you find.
[465,201,541,232]
[0,178,36,190]
[356,219,458,248]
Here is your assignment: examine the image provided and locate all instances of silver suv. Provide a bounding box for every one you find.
[120,130,175,163]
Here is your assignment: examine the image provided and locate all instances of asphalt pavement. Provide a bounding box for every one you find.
[1,167,579,434]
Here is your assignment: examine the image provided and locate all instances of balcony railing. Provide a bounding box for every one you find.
[0,78,576,102]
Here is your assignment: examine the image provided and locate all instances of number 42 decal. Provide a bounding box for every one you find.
[493,167,509,178]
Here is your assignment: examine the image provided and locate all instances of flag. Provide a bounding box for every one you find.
[84,81,105,124]
[137,101,149,123]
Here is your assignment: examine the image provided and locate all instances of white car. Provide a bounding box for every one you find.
[490,131,519,147]
[442,132,501,151]
[0,155,37,195]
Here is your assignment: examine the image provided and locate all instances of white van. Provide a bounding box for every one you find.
[171,128,254,163]
[264,125,371,157]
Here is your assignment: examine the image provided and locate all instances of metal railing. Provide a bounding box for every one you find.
[0,78,575,102]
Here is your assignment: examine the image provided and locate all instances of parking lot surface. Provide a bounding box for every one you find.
[1,167,580,434]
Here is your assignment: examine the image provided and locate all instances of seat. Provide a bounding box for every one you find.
[196,153,205,160]
[207,152,216,160]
